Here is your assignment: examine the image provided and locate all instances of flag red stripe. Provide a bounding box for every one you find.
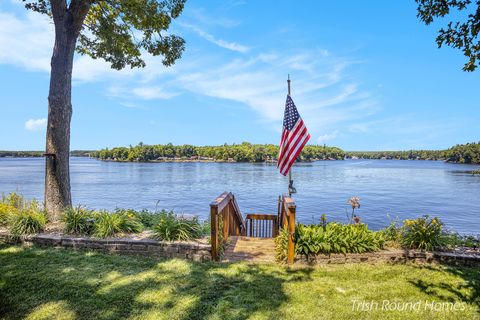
[278,120,302,162]
[277,120,305,169]
[280,133,310,175]
[280,129,309,175]
[277,128,289,163]
[278,121,307,171]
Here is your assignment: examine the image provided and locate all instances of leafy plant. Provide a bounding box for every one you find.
[400,216,443,251]
[0,203,18,227]
[153,211,202,241]
[274,228,290,262]
[62,206,95,235]
[295,223,384,258]
[379,221,402,247]
[9,210,46,236]
[441,232,479,249]
[116,209,144,233]
[93,211,123,238]
[1,192,25,210]
[114,208,167,230]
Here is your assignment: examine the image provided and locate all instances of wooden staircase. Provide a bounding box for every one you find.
[223,236,276,263]
[210,192,296,264]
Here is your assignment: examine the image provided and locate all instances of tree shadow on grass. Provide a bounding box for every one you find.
[407,263,480,314]
[0,245,313,320]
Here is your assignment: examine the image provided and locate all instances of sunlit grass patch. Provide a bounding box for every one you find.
[0,244,478,320]
[25,301,75,320]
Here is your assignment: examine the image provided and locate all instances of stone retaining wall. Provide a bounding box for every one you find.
[0,233,211,262]
[1,232,478,266]
[297,249,480,267]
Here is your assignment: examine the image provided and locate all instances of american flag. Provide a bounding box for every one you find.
[277,95,310,176]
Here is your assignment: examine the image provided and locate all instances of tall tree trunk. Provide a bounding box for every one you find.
[44,13,77,221]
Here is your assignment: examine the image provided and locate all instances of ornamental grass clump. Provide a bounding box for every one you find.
[62,206,96,235]
[9,200,46,236]
[0,203,17,227]
[153,211,202,241]
[1,192,25,210]
[400,216,443,251]
[115,209,144,233]
[93,211,123,238]
[119,208,160,228]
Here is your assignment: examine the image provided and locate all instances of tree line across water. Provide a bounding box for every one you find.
[2,142,479,164]
[347,142,480,164]
[91,142,346,162]
[91,141,480,164]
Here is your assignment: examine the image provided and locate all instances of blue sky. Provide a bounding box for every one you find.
[0,0,479,151]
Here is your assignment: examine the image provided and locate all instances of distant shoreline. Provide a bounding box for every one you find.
[1,141,479,165]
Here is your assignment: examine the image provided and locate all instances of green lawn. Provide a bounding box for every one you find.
[0,245,478,320]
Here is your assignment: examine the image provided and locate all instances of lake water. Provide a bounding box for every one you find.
[1,157,479,234]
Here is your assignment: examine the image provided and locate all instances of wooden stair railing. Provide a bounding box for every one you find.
[210,192,246,261]
[245,213,279,238]
[279,194,296,264]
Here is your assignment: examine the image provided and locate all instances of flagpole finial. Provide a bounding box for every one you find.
[287,74,291,96]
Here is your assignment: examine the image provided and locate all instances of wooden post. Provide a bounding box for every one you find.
[210,204,219,261]
[287,204,296,265]
[223,203,229,241]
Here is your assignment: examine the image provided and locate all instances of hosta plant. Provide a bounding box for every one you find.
[295,223,384,258]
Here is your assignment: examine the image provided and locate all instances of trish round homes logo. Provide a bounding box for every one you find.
[351,299,469,313]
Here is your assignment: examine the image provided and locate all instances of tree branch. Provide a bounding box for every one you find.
[69,0,93,36]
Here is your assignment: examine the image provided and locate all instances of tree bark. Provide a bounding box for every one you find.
[45,0,90,220]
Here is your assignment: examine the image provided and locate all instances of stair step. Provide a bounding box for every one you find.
[223,236,276,263]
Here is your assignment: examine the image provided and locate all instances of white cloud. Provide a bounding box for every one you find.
[25,118,47,131]
[132,86,179,100]
[317,130,339,144]
[0,11,53,72]
[0,8,380,140]
[179,22,250,53]
[187,7,241,28]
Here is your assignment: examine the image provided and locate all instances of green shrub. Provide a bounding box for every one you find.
[1,194,46,235]
[1,192,25,210]
[93,211,123,238]
[274,228,290,262]
[9,209,46,236]
[115,209,144,233]
[153,211,202,241]
[62,206,95,235]
[378,221,402,248]
[132,209,163,228]
[440,232,479,249]
[0,203,18,227]
[200,218,211,236]
[295,223,384,257]
[400,216,443,250]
